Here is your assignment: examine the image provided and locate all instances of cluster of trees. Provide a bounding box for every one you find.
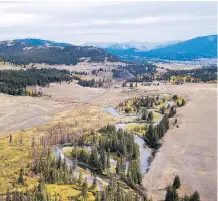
[99,125,142,187]
[165,175,200,201]
[124,63,156,76]
[144,116,169,148]
[71,145,111,173]
[132,96,158,111]
[112,62,156,79]
[162,67,217,82]
[77,79,97,87]
[96,176,150,201]
[91,68,108,76]
[99,125,139,160]
[77,78,107,88]
[141,110,154,122]
[68,125,142,188]
[127,75,153,82]
[32,151,73,184]
[126,159,142,187]
[71,70,88,76]
[0,68,74,95]
[115,157,142,187]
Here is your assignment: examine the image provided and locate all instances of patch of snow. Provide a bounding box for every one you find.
[23,46,34,50]
[6,41,15,46]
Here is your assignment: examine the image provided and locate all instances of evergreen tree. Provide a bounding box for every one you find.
[161,106,166,114]
[130,83,133,88]
[78,172,83,186]
[18,168,24,185]
[190,191,200,201]
[81,178,88,200]
[147,111,154,122]
[182,195,191,201]
[89,145,99,167]
[141,109,147,120]
[181,99,186,106]
[165,186,179,201]
[173,175,181,189]
[9,134,12,143]
[107,150,111,168]
[116,159,121,175]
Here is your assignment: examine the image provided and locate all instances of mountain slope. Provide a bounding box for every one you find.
[0,39,117,65]
[144,35,217,60]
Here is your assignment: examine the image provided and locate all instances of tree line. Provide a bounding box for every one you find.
[77,78,106,88]
[0,68,75,95]
[144,115,169,148]
[161,67,217,82]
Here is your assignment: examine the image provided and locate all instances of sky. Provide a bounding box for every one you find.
[0,1,217,44]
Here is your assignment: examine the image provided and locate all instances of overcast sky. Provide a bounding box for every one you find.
[0,1,217,44]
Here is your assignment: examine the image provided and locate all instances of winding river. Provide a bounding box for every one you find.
[53,146,109,190]
[52,106,154,190]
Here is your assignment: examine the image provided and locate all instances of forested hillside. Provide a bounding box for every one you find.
[0,39,118,65]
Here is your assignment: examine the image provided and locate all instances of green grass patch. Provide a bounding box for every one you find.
[46,184,95,201]
[125,123,147,137]
[153,112,162,122]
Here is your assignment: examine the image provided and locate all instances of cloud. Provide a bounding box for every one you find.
[0,1,216,44]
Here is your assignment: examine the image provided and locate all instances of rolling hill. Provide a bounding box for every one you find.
[0,38,117,65]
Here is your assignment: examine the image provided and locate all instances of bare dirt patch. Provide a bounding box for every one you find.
[142,83,217,201]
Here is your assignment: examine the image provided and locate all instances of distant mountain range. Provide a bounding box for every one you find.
[0,35,216,65]
[83,41,180,51]
[104,35,217,61]
[0,38,117,65]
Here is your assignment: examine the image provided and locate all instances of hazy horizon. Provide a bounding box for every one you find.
[0,1,217,45]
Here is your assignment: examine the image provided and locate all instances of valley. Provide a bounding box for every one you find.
[0,65,216,200]
[0,19,216,201]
